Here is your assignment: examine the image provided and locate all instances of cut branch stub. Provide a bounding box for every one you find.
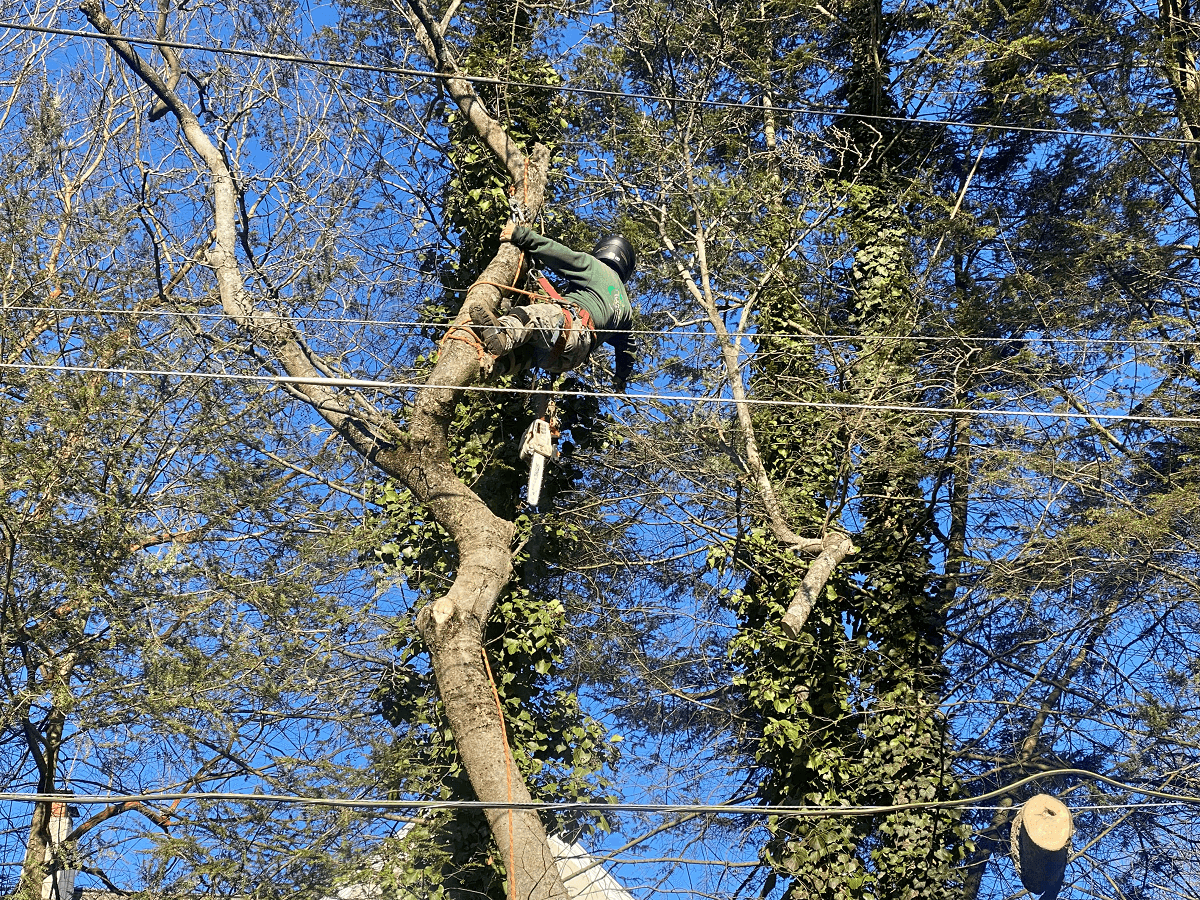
[1010,794,1073,897]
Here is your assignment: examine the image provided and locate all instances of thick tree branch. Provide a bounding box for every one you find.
[146,0,181,122]
[652,203,854,636]
[401,0,529,185]
[69,801,173,842]
[780,534,856,638]
[79,0,399,459]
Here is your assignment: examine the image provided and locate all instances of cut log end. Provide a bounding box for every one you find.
[1019,794,1073,851]
[780,612,803,640]
[431,597,456,626]
[1011,794,1073,896]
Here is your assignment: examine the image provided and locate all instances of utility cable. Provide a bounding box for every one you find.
[2,360,1198,425]
[4,768,1200,815]
[0,20,1196,148]
[8,305,1200,348]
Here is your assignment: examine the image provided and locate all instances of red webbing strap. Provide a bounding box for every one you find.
[547,305,596,367]
[537,275,563,301]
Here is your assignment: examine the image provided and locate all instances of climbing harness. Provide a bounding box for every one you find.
[547,304,594,368]
[535,273,563,303]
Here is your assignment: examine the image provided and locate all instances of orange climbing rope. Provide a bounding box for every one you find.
[438,323,490,367]
[481,646,517,900]
[472,280,555,303]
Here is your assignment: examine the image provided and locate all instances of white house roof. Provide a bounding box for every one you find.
[319,833,635,900]
[547,835,636,900]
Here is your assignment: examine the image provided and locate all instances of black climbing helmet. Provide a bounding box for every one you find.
[592,236,637,283]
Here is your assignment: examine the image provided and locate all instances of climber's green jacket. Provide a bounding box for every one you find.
[509,226,635,381]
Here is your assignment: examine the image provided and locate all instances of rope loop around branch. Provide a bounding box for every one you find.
[439,324,492,376]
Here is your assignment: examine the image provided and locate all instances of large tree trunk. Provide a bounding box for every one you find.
[77,3,566,898]
[420,603,564,898]
[17,685,67,900]
[1159,0,1200,223]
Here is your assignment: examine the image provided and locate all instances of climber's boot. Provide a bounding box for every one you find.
[471,303,514,356]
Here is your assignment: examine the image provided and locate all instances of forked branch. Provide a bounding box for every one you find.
[650,196,854,638]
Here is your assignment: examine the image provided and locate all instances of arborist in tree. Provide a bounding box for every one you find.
[471,223,637,392]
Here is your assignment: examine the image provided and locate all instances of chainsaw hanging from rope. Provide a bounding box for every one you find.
[518,391,560,508]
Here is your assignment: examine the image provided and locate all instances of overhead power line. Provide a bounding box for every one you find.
[4,768,1200,815]
[0,20,1195,148]
[3,360,1198,425]
[9,305,1200,348]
